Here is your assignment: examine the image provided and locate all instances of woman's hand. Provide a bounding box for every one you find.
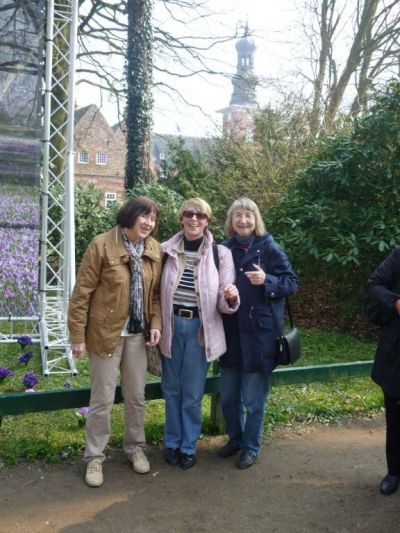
[147,329,161,347]
[224,283,239,304]
[71,342,86,359]
[245,264,266,286]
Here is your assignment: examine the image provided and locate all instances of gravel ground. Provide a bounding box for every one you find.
[1,413,397,533]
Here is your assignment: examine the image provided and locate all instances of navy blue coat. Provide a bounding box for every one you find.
[220,234,298,373]
[366,247,400,397]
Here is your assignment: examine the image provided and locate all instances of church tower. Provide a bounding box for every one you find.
[220,24,259,139]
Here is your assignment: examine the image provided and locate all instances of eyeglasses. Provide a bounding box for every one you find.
[182,211,208,221]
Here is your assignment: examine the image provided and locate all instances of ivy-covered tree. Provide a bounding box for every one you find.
[125,0,153,188]
[266,80,400,310]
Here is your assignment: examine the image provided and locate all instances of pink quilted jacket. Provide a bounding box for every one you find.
[159,231,239,362]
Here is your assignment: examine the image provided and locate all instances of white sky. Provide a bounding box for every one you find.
[75,0,317,136]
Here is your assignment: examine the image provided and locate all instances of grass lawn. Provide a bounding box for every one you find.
[0,327,382,466]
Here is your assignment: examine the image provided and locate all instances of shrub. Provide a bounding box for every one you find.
[266,80,400,313]
[74,184,118,263]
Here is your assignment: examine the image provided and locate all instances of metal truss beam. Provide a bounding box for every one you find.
[39,0,78,375]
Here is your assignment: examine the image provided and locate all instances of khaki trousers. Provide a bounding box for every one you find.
[84,334,147,461]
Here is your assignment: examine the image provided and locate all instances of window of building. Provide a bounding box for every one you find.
[245,128,254,142]
[96,152,108,165]
[78,150,89,164]
[105,192,117,207]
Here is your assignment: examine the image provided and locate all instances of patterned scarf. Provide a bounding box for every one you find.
[121,229,145,333]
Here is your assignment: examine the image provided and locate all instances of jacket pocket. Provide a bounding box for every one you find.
[89,284,125,324]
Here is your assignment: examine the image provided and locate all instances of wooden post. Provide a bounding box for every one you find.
[210,361,225,433]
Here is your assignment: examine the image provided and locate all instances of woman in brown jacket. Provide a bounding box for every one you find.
[68,196,162,487]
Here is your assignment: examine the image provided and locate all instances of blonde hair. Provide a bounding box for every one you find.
[177,197,212,222]
[224,198,266,237]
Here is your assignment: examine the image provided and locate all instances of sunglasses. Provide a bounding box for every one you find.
[182,211,208,221]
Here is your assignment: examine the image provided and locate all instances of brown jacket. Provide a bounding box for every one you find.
[67,226,162,357]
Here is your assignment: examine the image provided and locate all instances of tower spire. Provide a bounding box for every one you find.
[218,23,259,139]
[229,24,258,108]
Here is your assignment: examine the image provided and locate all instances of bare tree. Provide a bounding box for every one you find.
[308,0,340,135]
[76,0,237,116]
[350,0,400,115]
[304,0,400,133]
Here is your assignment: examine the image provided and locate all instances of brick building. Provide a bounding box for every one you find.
[73,105,208,205]
[74,104,126,205]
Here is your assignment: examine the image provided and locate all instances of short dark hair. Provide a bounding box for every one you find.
[116,196,159,234]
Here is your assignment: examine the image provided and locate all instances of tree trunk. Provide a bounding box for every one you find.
[310,0,336,136]
[325,0,379,131]
[350,26,373,117]
[125,0,153,190]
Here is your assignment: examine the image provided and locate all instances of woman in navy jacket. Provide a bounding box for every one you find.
[366,247,400,495]
[218,198,298,469]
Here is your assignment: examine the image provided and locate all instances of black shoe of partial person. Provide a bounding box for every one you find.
[164,447,180,466]
[379,474,400,495]
[217,441,241,459]
[180,453,196,470]
[236,449,256,469]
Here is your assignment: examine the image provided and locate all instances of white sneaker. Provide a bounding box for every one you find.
[85,458,103,487]
[130,448,150,474]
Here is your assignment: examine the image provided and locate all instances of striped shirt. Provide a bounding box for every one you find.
[173,250,198,307]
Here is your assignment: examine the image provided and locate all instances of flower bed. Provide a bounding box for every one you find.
[0,184,40,316]
[0,185,40,228]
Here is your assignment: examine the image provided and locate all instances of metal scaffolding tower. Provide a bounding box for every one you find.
[39,0,78,375]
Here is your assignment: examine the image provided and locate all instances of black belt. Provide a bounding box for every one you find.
[173,306,199,319]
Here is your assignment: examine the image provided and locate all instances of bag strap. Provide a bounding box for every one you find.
[162,251,168,270]
[264,246,295,333]
[284,297,295,329]
[212,242,220,271]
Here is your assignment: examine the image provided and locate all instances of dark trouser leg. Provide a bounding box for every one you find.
[384,392,400,476]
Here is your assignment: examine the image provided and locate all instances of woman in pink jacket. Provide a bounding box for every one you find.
[159,198,239,469]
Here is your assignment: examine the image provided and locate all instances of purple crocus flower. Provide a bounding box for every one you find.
[18,351,33,365]
[64,380,72,389]
[22,370,39,389]
[17,335,32,348]
[0,367,14,379]
[75,406,90,427]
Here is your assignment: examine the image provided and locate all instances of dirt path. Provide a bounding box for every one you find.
[1,414,398,533]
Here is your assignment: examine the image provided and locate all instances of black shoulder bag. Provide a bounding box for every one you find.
[270,298,301,365]
[264,246,301,365]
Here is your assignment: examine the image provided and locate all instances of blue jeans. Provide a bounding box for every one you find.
[161,316,209,455]
[220,367,270,456]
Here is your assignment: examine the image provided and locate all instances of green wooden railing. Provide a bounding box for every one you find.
[0,361,373,421]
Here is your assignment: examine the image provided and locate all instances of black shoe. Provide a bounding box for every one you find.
[236,449,256,469]
[180,453,196,470]
[164,448,180,466]
[380,474,400,495]
[217,441,241,459]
